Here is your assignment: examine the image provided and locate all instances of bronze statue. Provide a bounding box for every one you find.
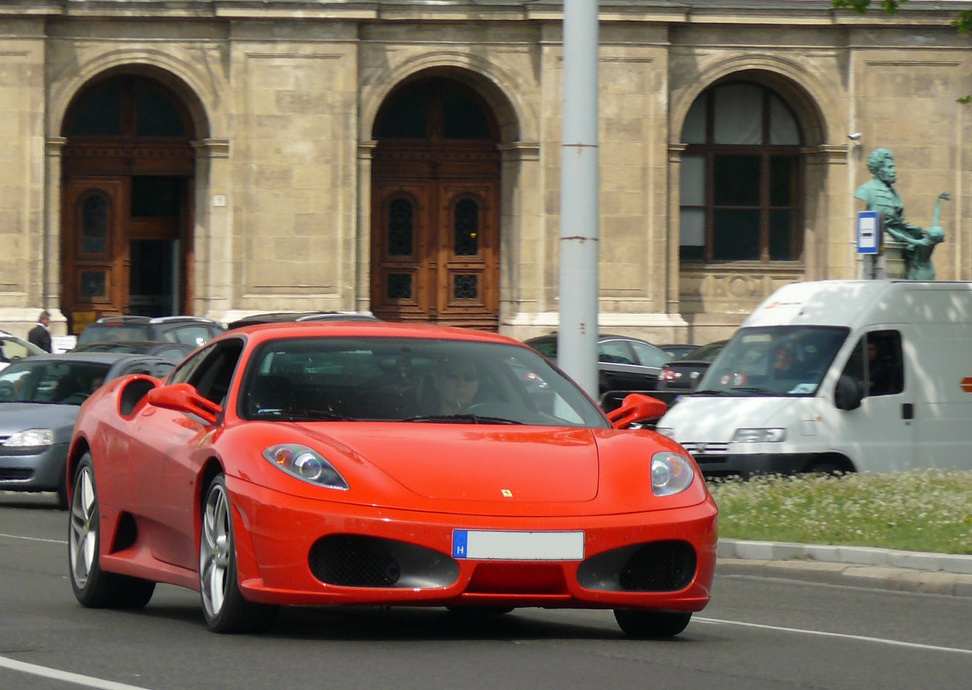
[854,148,948,280]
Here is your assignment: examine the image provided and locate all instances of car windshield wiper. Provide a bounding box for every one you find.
[255,408,357,422]
[404,414,523,425]
[695,386,775,396]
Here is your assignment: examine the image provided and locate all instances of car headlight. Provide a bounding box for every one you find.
[651,451,695,496]
[654,426,674,438]
[3,428,56,448]
[732,428,787,443]
[263,444,349,490]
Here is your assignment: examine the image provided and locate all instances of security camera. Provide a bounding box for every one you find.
[848,132,862,143]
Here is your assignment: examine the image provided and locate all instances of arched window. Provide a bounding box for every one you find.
[679,82,803,263]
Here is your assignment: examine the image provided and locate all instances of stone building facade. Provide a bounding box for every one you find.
[1,0,969,345]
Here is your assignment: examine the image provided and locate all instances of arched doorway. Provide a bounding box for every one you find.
[370,76,501,330]
[60,74,196,335]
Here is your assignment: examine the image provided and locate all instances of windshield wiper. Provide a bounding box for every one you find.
[404,414,522,425]
[255,408,357,422]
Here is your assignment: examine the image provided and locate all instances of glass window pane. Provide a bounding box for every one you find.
[135,84,187,137]
[80,194,109,254]
[769,95,800,145]
[679,208,705,248]
[442,89,492,139]
[374,85,428,139]
[769,209,793,260]
[714,155,760,206]
[453,198,479,256]
[680,155,705,206]
[681,97,706,144]
[68,82,122,137]
[713,209,760,260]
[453,274,478,300]
[387,198,414,257]
[80,271,108,298]
[770,156,798,207]
[387,274,412,299]
[714,84,762,145]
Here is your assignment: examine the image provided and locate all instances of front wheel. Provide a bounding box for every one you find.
[199,474,277,634]
[68,453,155,608]
[613,609,692,638]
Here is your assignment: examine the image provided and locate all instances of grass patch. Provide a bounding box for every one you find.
[708,470,972,555]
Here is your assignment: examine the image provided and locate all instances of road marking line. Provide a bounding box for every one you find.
[0,532,67,545]
[696,617,972,656]
[0,655,151,690]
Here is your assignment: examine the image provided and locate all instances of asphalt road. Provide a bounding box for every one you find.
[3,493,972,690]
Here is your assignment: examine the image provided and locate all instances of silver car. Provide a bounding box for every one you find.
[0,353,174,508]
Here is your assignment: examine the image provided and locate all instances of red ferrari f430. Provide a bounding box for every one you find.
[67,322,717,637]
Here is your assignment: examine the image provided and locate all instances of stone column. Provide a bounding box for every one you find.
[356,140,376,314]
[192,139,231,319]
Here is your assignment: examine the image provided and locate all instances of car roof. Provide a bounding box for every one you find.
[222,320,522,347]
[226,312,378,329]
[13,352,170,365]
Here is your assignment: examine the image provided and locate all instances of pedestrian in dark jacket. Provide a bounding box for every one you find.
[28,310,52,352]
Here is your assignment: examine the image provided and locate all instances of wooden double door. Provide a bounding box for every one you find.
[61,175,190,334]
[371,146,501,330]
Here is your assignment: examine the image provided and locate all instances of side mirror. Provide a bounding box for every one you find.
[607,393,668,429]
[834,375,864,411]
[145,383,222,425]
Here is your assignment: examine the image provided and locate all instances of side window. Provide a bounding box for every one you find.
[865,330,904,397]
[598,340,635,364]
[168,338,245,404]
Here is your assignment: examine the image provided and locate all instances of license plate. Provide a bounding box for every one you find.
[452,530,584,561]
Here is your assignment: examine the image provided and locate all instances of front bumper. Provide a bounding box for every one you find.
[0,443,69,493]
[227,477,718,612]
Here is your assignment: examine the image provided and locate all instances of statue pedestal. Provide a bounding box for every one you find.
[882,240,907,279]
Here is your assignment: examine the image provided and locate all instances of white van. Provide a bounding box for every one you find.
[655,280,972,475]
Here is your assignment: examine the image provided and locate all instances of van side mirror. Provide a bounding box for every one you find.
[607,393,668,429]
[835,375,864,411]
[145,383,222,425]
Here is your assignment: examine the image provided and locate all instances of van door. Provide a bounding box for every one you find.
[830,331,915,471]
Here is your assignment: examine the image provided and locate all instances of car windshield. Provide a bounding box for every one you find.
[0,360,112,405]
[696,326,848,397]
[239,337,610,428]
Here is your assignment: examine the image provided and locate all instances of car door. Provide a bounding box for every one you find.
[130,340,243,569]
[597,338,658,394]
[828,331,915,471]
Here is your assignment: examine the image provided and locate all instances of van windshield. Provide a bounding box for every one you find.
[695,326,849,397]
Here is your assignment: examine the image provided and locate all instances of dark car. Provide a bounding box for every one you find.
[654,339,729,405]
[76,316,225,348]
[524,333,670,410]
[0,353,175,507]
[226,311,379,330]
[657,344,697,361]
[71,340,198,364]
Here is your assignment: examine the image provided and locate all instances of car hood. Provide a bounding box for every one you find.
[0,403,79,436]
[303,424,600,502]
[659,395,799,442]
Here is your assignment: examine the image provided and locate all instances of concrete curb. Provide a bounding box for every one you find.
[717,539,972,597]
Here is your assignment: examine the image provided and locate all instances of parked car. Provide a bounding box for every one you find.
[0,353,175,507]
[657,344,698,361]
[654,340,729,405]
[227,311,378,330]
[0,330,46,371]
[76,316,225,348]
[66,322,716,637]
[71,340,198,364]
[524,333,671,410]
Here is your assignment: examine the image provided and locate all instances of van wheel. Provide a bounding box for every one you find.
[805,460,846,476]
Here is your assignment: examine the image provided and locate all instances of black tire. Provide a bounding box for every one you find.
[613,609,692,638]
[68,453,156,609]
[199,474,278,634]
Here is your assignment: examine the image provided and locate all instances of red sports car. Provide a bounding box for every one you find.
[67,322,717,637]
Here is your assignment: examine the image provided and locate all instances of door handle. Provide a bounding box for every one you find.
[901,403,914,420]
